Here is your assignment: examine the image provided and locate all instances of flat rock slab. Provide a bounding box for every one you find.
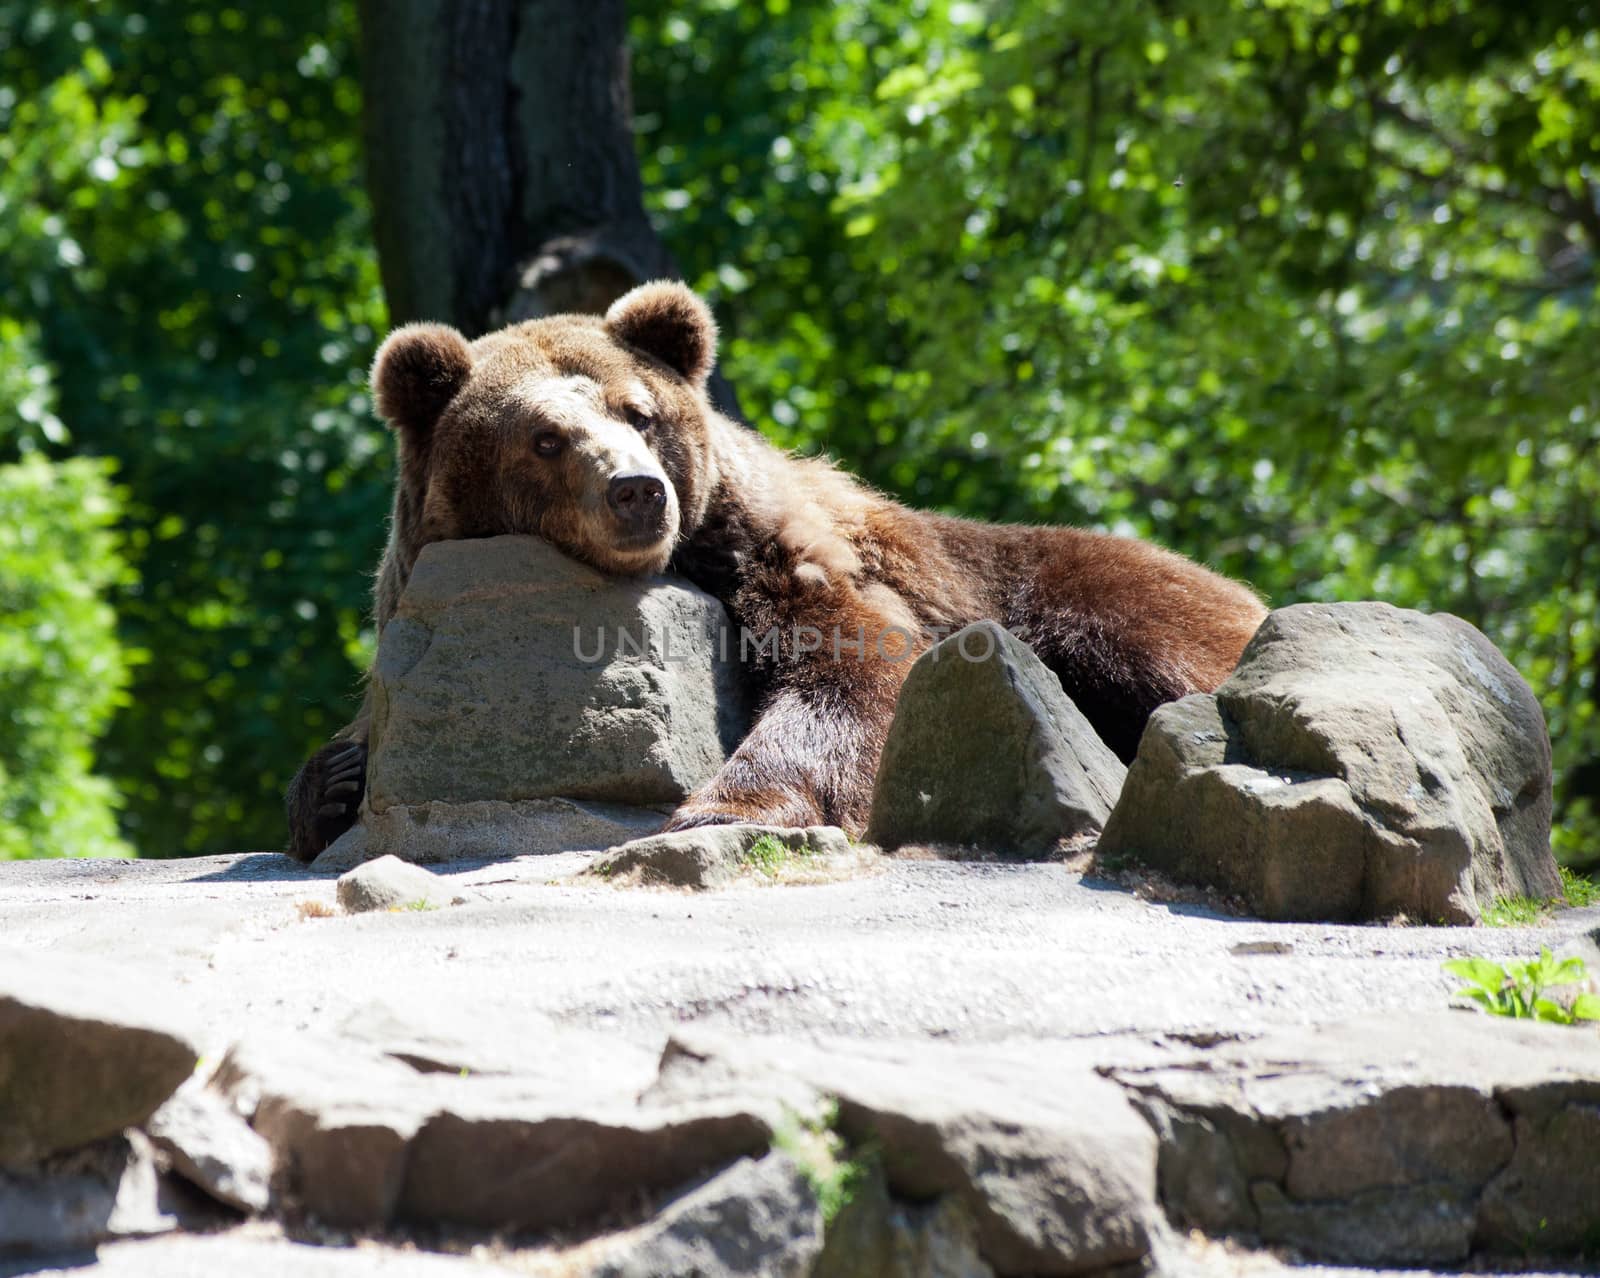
[588,823,869,888]
[4,854,1600,1272]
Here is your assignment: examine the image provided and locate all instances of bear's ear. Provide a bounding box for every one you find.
[370,323,474,436]
[604,281,718,388]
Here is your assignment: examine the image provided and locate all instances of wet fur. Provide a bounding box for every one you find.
[285,283,1265,858]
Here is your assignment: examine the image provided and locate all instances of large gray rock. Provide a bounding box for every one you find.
[588,1154,823,1277]
[212,1034,773,1234]
[341,535,747,863]
[1097,603,1558,923]
[866,621,1127,856]
[0,948,199,1166]
[1117,1012,1600,1266]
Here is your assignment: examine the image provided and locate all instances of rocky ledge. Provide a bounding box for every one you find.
[3,850,1599,1276]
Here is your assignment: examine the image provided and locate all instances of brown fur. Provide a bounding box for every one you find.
[285,283,1266,859]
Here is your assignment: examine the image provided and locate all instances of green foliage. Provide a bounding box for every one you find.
[0,2,387,856]
[1477,865,1600,925]
[1445,948,1600,1024]
[772,1100,871,1225]
[1560,864,1600,909]
[632,0,1600,866]
[0,454,133,860]
[1479,895,1551,929]
[741,832,792,876]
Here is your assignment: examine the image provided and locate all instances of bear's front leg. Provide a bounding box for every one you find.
[665,667,905,836]
[285,737,368,861]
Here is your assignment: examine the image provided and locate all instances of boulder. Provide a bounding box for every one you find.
[339,535,748,864]
[335,856,467,914]
[212,1036,436,1227]
[1097,603,1558,923]
[0,947,199,1166]
[866,621,1126,856]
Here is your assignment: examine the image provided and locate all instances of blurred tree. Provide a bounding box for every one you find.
[0,2,388,855]
[357,0,740,416]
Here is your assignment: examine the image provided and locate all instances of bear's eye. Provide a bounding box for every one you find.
[624,406,654,432]
[533,431,565,458]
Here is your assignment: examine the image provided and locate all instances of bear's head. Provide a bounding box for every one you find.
[370,281,721,576]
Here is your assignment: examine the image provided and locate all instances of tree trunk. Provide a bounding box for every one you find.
[357,0,741,417]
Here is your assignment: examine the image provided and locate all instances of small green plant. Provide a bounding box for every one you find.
[741,834,790,877]
[399,898,438,913]
[1560,865,1600,909]
[773,1100,872,1225]
[1444,948,1600,1024]
[1480,895,1549,928]
[1479,867,1600,926]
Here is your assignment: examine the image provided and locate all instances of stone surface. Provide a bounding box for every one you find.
[867,621,1126,856]
[313,797,666,871]
[0,1133,178,1255]
[368,534,744,805]
[586,1154,823,1277]
[5,853,1600,1272]
[144,1078,273,1214]
[399,1094,772,1232]
[211,1035,438,1228]
[650,1032,1159,1275]
[817,1170,994,1278]
[1098,603,1559,923]
[335,855,467,913]
[589,823,864,888]
[0,1227,528,1276]
[0,946,199,1166]
[1116,1012,1600,1266]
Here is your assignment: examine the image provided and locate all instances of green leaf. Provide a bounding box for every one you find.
[1533,998,1574,1025]
[1443,958,1507,994]
[1570,994,1600,1022]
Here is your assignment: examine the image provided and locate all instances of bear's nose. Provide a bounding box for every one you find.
[607,474,667,521]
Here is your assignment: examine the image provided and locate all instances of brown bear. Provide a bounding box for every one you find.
[287,282,1266,860]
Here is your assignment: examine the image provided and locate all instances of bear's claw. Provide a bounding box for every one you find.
[286,738,368,862]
